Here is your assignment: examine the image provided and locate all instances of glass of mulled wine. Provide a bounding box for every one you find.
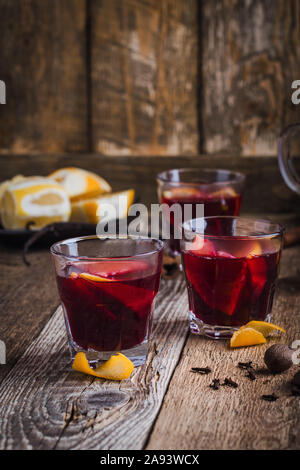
[181,217,284,339]
[157,169,245,256]
[51,236,163,366]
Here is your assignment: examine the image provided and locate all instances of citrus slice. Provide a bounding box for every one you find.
[234,241,262,259]
[185,248,247,317]
[72,260,148,279]
[1,177,70,230]
[70,189,135,224]
[210,187,237,199]
[187,235,216,257]
[163,187,203,200]
[230,327,266,348]
[71,272,117,282]
[49,167,111,201]
[242,321,285,337]
[72,352,134,380]
[0,175,25,223]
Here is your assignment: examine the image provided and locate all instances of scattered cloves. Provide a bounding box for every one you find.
[222,377,238,388]
[209,379,220,390]
[191,367,211,375]
[246,369,256,381]
[238,361,254,370]
[261,394,278,402]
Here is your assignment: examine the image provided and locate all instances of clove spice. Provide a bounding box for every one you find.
[261,394,278,402]
[222,377,238,388]
[191,367,211,375]
[209,379,220,390]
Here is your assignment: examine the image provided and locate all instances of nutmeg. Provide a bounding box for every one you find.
[264,344,293,373]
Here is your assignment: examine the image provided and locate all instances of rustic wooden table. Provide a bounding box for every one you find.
[0,155,299,450]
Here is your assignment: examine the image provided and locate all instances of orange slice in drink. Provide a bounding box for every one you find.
[210,187,237,199]
[187,234,216,257]
[72,352,134,380]
[163,187,204,200]
[70,259,149,282]
[70,272,117,282]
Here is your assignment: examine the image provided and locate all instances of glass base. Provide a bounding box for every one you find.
[189,311,271,340]
[68,338,149,367]
[62,304,149,367]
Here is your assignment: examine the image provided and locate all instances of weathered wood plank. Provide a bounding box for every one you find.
[0,279,188,450]
[201,0,300,156]
[0,153,299,215]
[0,247,60,384]
[146,245,300,450]
[0,0,87,154]
[90,0,199,155]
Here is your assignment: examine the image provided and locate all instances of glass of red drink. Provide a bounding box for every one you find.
[157,169,245,256]
[51,236,163,366]
[181,217,284,339]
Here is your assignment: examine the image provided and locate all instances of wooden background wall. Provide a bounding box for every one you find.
[0,0,299,157]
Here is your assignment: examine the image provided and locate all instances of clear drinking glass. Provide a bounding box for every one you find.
[157,168,245,256]
[51,236,164,366]
[181,217,284,339]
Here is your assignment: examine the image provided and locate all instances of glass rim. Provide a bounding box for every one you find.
[182,216,285,240]
[156,168,245,186]
[50,235,164,262]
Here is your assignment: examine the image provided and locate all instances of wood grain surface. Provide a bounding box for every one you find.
[0,247,59,384]
[0,0,199,156]
[2,0,299,156]
[0,243,299,449]
[147,247,300,450]
[0,0,87,154]
[201,0,300,156]
[90,0,199,155]
[0,154,299,449]
[0,279,188,450]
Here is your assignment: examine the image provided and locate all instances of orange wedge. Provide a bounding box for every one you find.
[242,321,285,337]
[72,352,134,380]
[70,189,135,224]
[230,327,266,348]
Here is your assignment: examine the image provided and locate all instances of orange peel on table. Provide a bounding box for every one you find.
[230,327,266,348]
[230,321,285,348]
[241,321,285,337]
[72,352,134,380]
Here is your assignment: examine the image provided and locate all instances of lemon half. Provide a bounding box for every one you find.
[1,177,70,230]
